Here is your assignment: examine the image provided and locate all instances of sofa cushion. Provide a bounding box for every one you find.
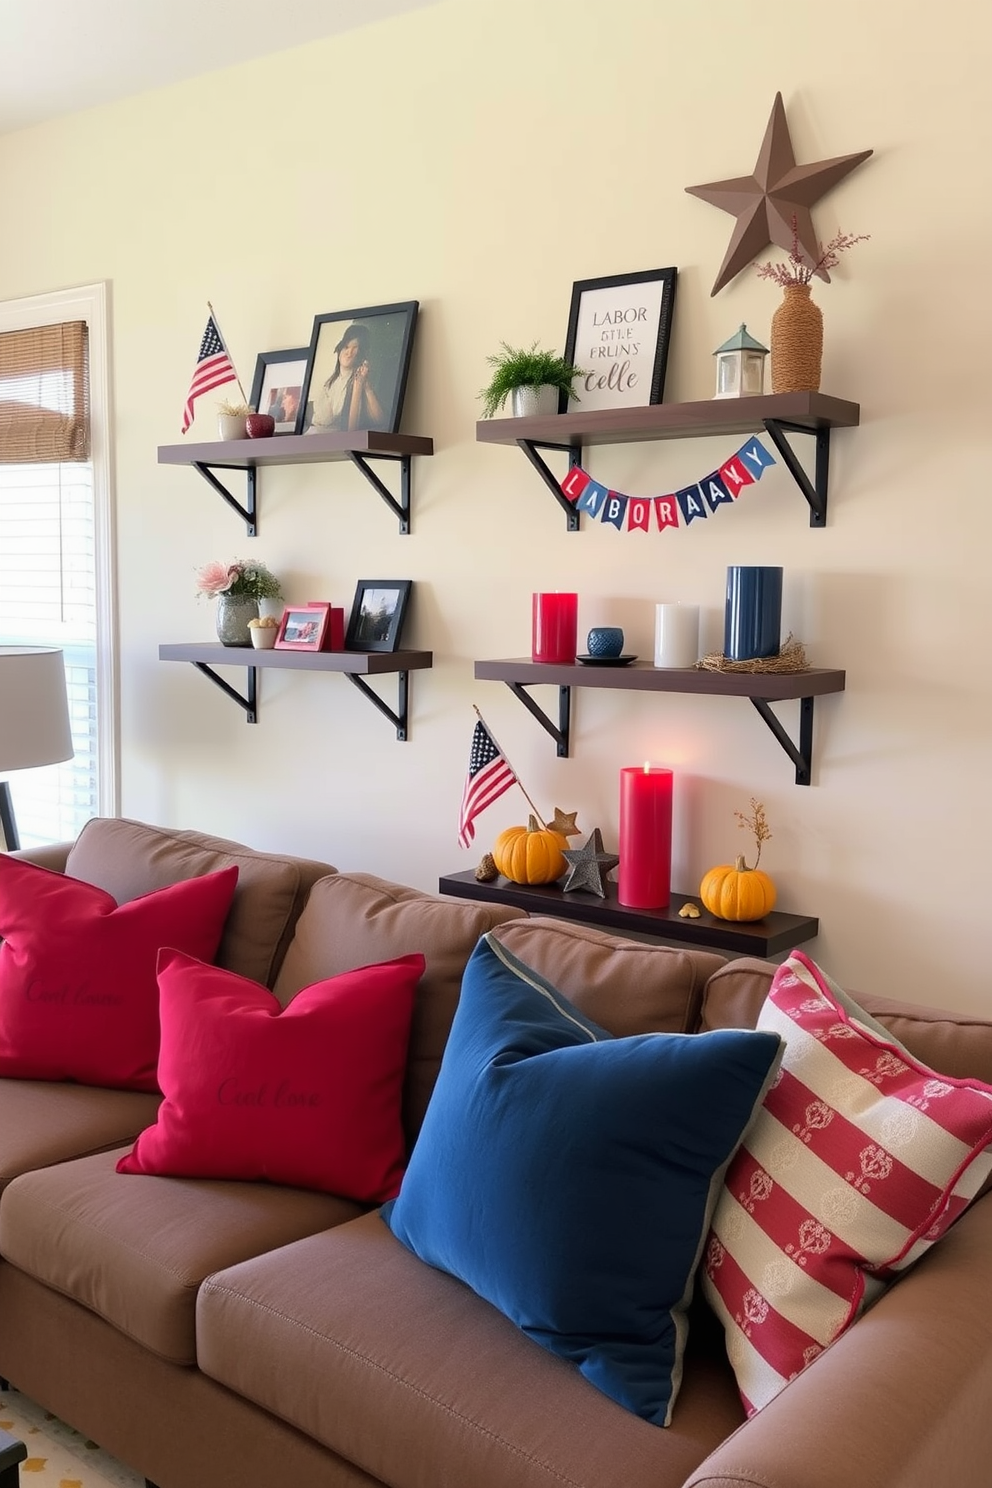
[116,949,425,1202]
[64,817,338,987]
[271,872,526,1143]
[0,1150,363,1365]
[197,1210,747,1488]
[0,855,238,1091]
[490,916,726,1035]
[701,950,992,1415]
[381,934,782,1426]
[0,1081,160,1192]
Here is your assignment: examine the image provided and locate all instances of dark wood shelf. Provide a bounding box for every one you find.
[159,643,432,673]
[473,659,845,785]
[159,644,432,738]
[157,430,434,467]
[157,430,434,536]
[438,870,818,957]
[475,391,859,449]
[476,390,859,530]
[474,658,845,699]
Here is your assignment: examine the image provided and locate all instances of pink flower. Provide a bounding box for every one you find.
[196,560,236,597]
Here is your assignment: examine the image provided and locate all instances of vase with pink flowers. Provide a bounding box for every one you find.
[755,221,870,394]
[196,558,283,647]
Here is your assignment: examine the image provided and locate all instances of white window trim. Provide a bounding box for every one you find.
[0,281,119,819]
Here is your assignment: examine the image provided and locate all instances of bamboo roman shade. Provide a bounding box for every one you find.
[0,321,90,462]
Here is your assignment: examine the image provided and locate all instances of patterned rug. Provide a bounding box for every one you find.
[0,1388,143,1488]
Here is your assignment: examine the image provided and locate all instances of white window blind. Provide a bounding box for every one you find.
[0,285,116,848]
[0,463,98,843]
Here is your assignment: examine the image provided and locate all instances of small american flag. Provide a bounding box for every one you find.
[458,719,516,848]
[181,314,237,433]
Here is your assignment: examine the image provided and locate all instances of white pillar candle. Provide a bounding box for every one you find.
[654,603,700,669]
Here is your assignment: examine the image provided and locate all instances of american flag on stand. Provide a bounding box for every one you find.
[458,718,516,848]
[181,313,237,433]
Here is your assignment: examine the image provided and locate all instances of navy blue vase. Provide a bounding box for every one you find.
[724,567,782,661]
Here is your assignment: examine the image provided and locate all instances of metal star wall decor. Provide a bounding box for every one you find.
[560,828,620,898]
[685,92,872,296]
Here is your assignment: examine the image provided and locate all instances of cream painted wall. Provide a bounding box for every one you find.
[1,0,989,1011]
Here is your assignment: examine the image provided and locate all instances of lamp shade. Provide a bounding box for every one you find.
[0,647,74,774]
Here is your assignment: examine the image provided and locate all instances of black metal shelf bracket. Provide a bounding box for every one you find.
[761,419,830,528]
[192,462,258,536]
[517,441,582,532]
[347,452,412,534]
[504,681,572,757]
[192,661,258,723]
[345,671,411,740]
[750,695,815,785]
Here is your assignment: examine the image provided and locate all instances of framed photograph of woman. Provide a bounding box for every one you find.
[345,580,412,653]
[562,268,677,412]
[249,347,308,434]
[297,302,419,436]
[274,603,333,651]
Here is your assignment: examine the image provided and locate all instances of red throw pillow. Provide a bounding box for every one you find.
[116,948,426,1201]
[0,855,238,1091]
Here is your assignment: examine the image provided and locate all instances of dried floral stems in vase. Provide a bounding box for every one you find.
[755,218,870,395]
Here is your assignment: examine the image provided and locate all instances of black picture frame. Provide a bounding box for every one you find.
[345,580,412,653]
[249,347,309,434]
[297,301,418,436]
[562,268,677,413]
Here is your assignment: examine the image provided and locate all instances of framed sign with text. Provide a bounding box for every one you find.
[562,267,677,412]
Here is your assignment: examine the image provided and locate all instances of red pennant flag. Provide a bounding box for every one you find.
[627,498,651,532]
[654,496,680,531]
[719,455,754,496]
[560,466,591,503]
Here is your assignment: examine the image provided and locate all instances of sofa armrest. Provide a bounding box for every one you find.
[11,840,71,872]
[685,1191,992,1488]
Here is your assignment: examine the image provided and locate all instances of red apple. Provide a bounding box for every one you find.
[245,413,276,439]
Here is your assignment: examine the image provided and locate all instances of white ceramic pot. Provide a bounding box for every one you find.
[511,385,560,419]
[218,413,249,440]
[249,626,278,650]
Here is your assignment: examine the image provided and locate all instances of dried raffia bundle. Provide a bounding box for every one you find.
[696,634,808,674]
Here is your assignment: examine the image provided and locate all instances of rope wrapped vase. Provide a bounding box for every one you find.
[770,284,823,394]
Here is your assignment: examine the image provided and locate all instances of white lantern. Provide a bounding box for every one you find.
[713,324,769,399]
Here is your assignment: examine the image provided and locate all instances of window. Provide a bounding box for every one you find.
[0,284,117,846]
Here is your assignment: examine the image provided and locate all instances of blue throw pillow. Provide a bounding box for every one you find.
[381,933,782,1426]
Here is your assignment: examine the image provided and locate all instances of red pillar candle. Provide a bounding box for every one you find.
[618,764,673,908]
[531,592,578,663]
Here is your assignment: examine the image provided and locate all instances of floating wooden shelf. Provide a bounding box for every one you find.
[159,643,433,739]
[476,391,860,529]
[438,870,818,957]
[473,658,846,785]
[157,429,435,535]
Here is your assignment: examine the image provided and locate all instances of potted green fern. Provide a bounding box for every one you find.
[479,341,584,419]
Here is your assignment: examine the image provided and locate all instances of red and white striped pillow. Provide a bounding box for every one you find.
[702,950,992,1414]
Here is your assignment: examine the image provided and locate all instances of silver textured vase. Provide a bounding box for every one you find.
[511,385,560,418]
[215,594,259,646]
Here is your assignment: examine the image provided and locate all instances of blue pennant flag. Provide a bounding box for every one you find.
[676,483,708,525]
[601,493,628,530]
[737,438,776,480]
[701,471,734,513]
[576,478,609,517]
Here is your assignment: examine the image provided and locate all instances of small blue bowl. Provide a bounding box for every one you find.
[586,626,625,659]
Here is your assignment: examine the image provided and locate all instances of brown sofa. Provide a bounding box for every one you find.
[1,816,991,1488]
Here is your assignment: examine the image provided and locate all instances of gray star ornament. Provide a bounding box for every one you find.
[560,828,620,898]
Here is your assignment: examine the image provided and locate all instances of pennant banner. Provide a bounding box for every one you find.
[560,438,776,533]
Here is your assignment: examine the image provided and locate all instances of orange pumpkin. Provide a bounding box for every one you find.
[492,815,568,885]
[699,854,776,921]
